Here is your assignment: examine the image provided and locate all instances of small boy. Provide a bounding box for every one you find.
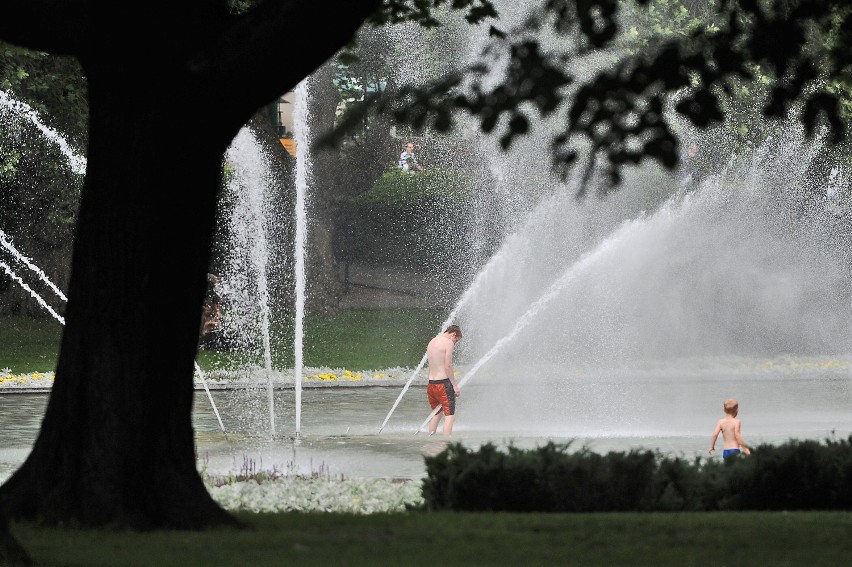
[708,398,752,459]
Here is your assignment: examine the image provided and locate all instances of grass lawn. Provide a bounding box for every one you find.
[197,307,443,371]
[0,309,443,374]
[0,316,63,373]
[11,511,852,566]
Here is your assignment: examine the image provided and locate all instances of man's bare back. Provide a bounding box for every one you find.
[427,333,455,381]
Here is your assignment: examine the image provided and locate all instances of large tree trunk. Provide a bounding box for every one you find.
[0,0,381,530]
[0,82,237,528]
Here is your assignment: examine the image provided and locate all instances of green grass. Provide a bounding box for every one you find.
[301,308,442,368]
[0,316,63,374]
[11,511,852,566]
[0,310,443,374]
[198,308,442,371]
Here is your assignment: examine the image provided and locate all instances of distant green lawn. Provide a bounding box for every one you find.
[0,315,63,373]
[0,309,443,374]
[12,511,852,566]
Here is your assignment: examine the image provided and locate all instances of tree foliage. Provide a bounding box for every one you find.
[329,0,852,195]
[0,45,86,314]
[349,167,476,268]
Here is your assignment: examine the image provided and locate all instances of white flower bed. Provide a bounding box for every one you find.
[197,366,419,387]
[3,366,427,514]
[0,368,55,389]
[0,366,424,390]
[206,476,424,514]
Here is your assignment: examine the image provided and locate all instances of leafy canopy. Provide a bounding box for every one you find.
[330,0,852,194]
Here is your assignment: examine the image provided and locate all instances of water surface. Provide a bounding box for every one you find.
[2,372,849,482]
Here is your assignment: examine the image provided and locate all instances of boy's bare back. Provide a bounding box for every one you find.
[708,398,751,456]
[713,416,742,450]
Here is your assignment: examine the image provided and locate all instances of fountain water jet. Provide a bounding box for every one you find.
[0,229,68,304]
[415,211,649,433]
[1,230,228,433]
[292,79,312,437]
[220,127,278,435]
[1,91,227,433]
[378,172,585,433]
[0,89,87,175]
[0,260,65,325]
[0,228,67,324]
[443,126,852,437]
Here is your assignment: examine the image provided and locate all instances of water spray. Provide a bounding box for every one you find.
[193,362,228,437]
[1,234,227,435]
[0,89,87,175]
[414,216,643,434]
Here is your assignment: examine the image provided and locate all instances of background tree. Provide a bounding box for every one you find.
[344,0,852,196]
[305,9,493,311]
[0,47,86,314]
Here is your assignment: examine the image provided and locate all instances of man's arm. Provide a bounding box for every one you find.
[444,342,459,394]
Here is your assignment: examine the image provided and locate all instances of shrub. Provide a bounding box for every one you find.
[726,437,852,510]
[421,436,852,512]
[348,167,476,267]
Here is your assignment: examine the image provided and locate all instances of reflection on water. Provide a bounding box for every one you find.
[2,375,851,482]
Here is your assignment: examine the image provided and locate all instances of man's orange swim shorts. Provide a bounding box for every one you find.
[427,378,455,416]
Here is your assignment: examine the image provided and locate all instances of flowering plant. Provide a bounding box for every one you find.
[200,457,423,514]
[206,476,423,514]
[0,369,55,387]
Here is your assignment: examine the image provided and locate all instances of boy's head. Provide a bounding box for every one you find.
[723,398,739,416]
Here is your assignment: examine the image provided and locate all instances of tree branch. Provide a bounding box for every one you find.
[194,0,383,109]
[0,0,88,55]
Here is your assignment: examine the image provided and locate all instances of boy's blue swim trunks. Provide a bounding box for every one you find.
[723,448,741,459]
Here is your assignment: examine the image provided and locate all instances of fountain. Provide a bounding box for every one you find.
[292,78,312,437]
[417,125,852,441]
[1,89,228,433]
[363,4,852,439]
[0,89,87,175]
[215,126,283,435]
[1,86,300,439]
[3,10,852,485]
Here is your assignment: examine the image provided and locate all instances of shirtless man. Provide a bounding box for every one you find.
[426,324,462,435]
[708,398,752,459]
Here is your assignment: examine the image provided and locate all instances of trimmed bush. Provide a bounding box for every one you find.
[348,167,476,267]
[421,437,852,512]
